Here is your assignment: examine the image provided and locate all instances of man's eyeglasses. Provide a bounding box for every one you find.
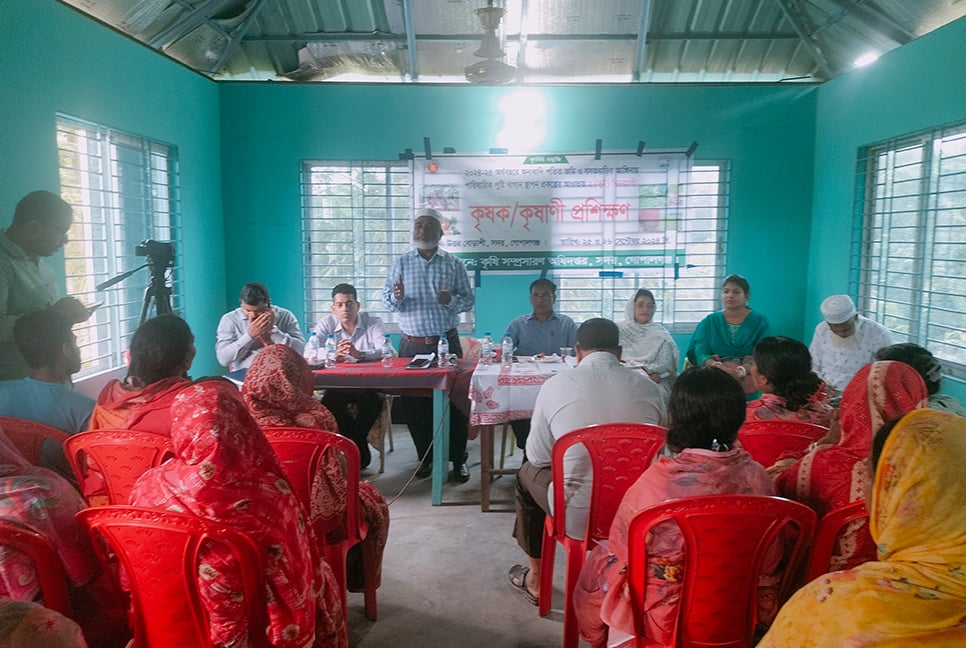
[530,292,554,299]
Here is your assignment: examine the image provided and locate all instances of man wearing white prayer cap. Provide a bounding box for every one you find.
[809,294,893,395]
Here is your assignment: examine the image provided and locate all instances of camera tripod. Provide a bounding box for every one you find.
[139,260,172,325]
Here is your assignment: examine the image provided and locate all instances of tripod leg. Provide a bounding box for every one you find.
[140,286,155,326]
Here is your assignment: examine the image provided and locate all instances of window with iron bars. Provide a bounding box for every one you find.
[301,161,727,334]
[57,115,182,378]
[852,122,966,379]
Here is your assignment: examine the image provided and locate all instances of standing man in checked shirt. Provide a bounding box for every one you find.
[383,208,475,483]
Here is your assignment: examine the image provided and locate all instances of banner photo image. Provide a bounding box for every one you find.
[412,152,692,273]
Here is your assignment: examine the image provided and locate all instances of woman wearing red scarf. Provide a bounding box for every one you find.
[774,360,928,570]
[130,379,347,648]
[242,345,389,594]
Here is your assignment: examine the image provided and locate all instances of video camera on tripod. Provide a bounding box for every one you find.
[95,239,176,324]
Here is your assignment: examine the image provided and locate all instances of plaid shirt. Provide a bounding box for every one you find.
[382,248,474,336]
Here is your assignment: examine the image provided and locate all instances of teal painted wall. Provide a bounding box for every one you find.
[219,83,818,350]
[810,16,966,400]
[0,0,227,375]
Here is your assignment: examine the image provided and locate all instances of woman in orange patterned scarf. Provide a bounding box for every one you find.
[760,408,966,647]
[242,345,388,594]
[774,361,927,571]
[130,379,346,648]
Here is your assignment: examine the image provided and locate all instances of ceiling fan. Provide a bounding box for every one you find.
[464,0,516,85]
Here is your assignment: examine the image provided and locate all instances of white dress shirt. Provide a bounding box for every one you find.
[313,312,388,362]
[526,351,667,538]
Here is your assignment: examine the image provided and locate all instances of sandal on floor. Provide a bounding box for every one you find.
[508,564,538,606]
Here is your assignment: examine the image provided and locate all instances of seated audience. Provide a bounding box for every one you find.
[0,425,126,647]
[242,344,389,593]
[88,314,195,434]
[686,274,770,395]
[875,342,966,417]
[573,366,776,647]
[0,310,94,476]
[504,278,579,454]
[0,598,88,648]
[315,283,389,469]
[745,336,833,427]
[774,361,927,570]
[216,282,305,370]
[759,408,966,646]
[507,318,666,607]
[130,380,346,648]
[809,294,892,397]
[617,288,679,404]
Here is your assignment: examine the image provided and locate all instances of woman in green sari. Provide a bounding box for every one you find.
[686,274,770,394]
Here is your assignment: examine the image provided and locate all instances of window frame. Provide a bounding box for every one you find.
[56,114,182,379]
[852,121,966,379]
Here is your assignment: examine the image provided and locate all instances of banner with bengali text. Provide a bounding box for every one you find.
[413,152,691,272]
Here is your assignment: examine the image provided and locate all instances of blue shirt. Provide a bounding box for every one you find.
[505,311,578,356]
[382,248,474,336]
[0,377,95,434]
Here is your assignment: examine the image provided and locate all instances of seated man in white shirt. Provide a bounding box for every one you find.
[315,283,388,469]
[507,317,667,606]
[809,294,893,396]
[0,309,95,478]
[216,282,305,370]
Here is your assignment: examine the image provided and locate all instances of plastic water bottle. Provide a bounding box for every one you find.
[501,333,514,367]
[324,334,337,368]
[303,332,319,365]
[381,335,394,368]
[437,333,449,368]
[481,332,494,365]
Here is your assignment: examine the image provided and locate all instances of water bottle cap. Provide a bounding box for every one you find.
[327,333,334,338]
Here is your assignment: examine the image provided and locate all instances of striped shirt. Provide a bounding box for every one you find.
[382,248,474,336]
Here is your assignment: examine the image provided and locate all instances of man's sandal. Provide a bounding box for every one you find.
[507,564,538,606]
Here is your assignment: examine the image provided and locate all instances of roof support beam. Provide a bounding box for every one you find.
[242,31,803,44]
[148,0,237,49]
[773,0,834,80]
[210,0,269,74]
[633,0,652,82]
[401,0,418,81]
[824,0,914,45]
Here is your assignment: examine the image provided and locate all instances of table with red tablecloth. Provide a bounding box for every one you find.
[312,357,475,505]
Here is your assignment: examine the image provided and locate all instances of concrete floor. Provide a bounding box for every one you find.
[345,423,580,648]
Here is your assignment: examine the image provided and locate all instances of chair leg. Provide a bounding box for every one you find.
[323,542,350,628]
[499,423,509,469]
[538,520,556,617]
[562,540,587,648]
[362,545,378,621]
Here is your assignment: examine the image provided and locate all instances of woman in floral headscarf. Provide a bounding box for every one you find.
[242,345,388,594]
[759,408,966,647]
[618,289,679,404]
[130,379,346,648]
[774,361,928,570]
[0,426,126,647]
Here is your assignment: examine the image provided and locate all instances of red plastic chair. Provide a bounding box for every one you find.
[261,426,377,621]
[77,506,269,648]
[805,500,870,582]
[737,420,828,467]
[0,520,72,616]
[0,416,70,466]
[538,422,667,648]
[64,430,175,505]
[626,494,817,647]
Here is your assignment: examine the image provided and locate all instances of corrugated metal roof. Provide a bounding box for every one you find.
[59,0,966,84]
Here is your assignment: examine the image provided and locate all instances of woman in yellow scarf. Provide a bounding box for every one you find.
[759,408,966,647]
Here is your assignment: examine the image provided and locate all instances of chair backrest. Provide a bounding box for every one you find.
[64,430,175,504]
[627,494,817,648]
[459,337,482,360]
[260,427,361,541]
[805,500,870,582]
[550,423,667,543]
[0,416,70,465]
[737,420,828,467]
[77,506,268,648]
[0,520,72,616]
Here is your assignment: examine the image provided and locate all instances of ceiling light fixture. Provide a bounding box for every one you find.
[464,0,516,85]
[853,51,880,67]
